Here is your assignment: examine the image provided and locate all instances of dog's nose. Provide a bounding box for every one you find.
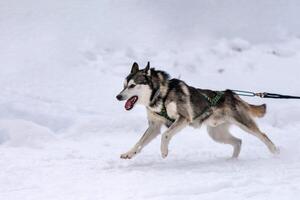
[116,95,123,101]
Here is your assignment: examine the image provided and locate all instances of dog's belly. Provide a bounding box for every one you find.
[189,114,224,128]
[203,113,226,127]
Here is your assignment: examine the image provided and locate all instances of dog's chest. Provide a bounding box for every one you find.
[148,101,179,121]
[166,102,179,119]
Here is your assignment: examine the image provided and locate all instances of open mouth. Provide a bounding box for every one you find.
[125,96,138,110]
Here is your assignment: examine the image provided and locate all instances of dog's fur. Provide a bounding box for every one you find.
[116,62,279,159]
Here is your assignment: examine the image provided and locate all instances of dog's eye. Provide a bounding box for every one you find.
[129,84,136,89]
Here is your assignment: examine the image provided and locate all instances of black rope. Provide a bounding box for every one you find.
[232,90,300,99]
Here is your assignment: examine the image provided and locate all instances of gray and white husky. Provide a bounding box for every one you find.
[116,62,279,159]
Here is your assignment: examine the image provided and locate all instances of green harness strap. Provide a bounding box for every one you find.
[157,105,176,123]
[193,91,224,121]
[156,91,224,123]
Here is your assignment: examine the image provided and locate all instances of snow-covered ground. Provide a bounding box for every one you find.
[1,1,300,200]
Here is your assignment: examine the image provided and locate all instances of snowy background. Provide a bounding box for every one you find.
[1,0,300,199]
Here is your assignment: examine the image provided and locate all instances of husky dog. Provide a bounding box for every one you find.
[116,62,279,159]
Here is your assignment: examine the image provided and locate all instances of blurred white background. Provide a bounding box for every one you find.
[1,1,300,200]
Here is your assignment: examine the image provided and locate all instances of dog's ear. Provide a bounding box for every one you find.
[131,62,139,74]
[144,61,151,76]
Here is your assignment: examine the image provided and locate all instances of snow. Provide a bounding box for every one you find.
[1,1,300,199]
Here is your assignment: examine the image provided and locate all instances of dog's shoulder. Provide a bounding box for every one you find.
[167,78,190,94]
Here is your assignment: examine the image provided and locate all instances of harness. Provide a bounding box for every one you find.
[156,91,224,123]
[157,105,176,122]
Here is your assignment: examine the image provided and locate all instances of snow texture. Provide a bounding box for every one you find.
[1,1,300,200]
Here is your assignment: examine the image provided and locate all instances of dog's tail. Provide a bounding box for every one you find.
[230,90,267,118]
[248,103,267,118]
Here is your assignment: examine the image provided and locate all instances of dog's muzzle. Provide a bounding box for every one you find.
[116,94,123,101]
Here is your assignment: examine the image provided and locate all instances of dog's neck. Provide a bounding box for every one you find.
[148,81,169,111]
[140,69,170,111]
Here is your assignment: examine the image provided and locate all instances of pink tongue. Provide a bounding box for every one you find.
[125,96,138,110]
[125,99,133,110]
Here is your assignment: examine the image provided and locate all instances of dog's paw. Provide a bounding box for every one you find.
[120,151,136,159]
[272,146,280,155]
[161,151,168,159]
[269,145,280,155]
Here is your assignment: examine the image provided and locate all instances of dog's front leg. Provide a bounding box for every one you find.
[161,116,188,158]
[121,122,161,159]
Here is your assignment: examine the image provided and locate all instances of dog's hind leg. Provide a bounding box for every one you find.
[207,123,242,158]
[121,121,162,159]
[161,116,189,158]
[232,111,279,154]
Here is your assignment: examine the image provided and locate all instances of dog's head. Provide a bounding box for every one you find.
[116,62,154,110]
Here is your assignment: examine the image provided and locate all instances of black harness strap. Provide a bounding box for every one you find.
[257,92,300,99]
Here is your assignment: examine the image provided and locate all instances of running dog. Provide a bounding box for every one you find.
[116,62,279,159]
